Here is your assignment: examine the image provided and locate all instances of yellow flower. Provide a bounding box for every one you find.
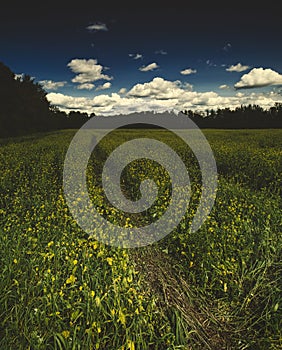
[92,241,98,250]
[13,259,18,264]
[61,330,70,339]
[127,340,135,350]
[95,296,101,307]
[90,290,95,297]
[47,241,54,247]
[223,282,228,293]
[106,257,113,266]
[73,259,78,265]
[118,310,126,326]
[66,274,76,284]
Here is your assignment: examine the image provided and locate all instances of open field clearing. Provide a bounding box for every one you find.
[0,129,281,349]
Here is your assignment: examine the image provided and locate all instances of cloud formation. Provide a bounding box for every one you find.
[155,50,167,55]
[67,59,113,88]
[180,68,197,75]
[96,82,112,91]
[234,67,282,89]
[129,53,143,60]
[77,83,95,90]
[219,84,230,89]
[226,63,250,72]
[47,79,282,116]
[14,73,24,81]
[139,62,159,72]
[39,80,67,90]
[118,88,127,94]
[127,77,192,99]
[86,23,108,31]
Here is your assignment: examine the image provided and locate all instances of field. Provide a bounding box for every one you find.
[0,128,281,349]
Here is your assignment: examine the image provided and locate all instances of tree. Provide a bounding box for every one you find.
[0,61,91,137]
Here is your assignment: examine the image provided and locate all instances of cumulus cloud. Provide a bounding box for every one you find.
[219,84,230,89]
[234,67,282,89]
[180,68,197,75]
[77,83,95,90]
[139,62,159,72]
[67,59,113,85]
[47,77,282,116]
[15,73,35,81]
[127,77,192,99]
[226,63,250,72]
[119,88,127,94]
[129,53,143,60]
[47,92,90,110]
[14,73,24,81]
[39,80,67,90]
[86,23,108,31]
[96,82,112,91]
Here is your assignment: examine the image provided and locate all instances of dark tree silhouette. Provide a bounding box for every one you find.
[182,104,282,129]
[0,62,92,137]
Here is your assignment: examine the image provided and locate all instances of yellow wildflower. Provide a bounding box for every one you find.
[61,330,70,339]
[106,257,113,266]
[66,274,76,284]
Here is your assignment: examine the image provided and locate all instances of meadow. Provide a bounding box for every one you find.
[0,128,281,349]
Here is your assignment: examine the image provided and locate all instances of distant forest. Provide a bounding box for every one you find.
[0,61,281,137]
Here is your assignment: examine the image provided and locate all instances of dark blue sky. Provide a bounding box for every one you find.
[1,2,282,115]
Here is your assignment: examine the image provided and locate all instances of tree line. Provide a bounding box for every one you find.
[0,62,91,137]
[182,104,282,128]
[0,61,281,137]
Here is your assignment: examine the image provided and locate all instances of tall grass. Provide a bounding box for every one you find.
[0,129,281,349]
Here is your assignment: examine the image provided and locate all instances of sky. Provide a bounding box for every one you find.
[1,2,282,115]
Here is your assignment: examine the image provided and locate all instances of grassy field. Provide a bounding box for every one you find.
[0,129,281,349]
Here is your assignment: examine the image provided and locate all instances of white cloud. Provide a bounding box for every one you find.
[67,58,113,84]
[236,92,244,97]
[118,88,127,94]
[39,80,67,90]
[139,62,159,72]
[234,67,282,89]
[219,84,230,89]
[127,77,192,99]
[180,68,197,75]
[77,83,95,90]
[86,23,108,31]
[47,92,90,111]
[226,63,250,72]
[155,49,167,55]
[47,77,282,116]
[14,73,36,81]
[96,82,112,91]
[129,53,143,60]
[14,73,24,81]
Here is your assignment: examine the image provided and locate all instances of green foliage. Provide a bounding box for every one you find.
[0,129,281,349]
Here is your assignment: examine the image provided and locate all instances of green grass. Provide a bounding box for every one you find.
[0,129,281,349]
